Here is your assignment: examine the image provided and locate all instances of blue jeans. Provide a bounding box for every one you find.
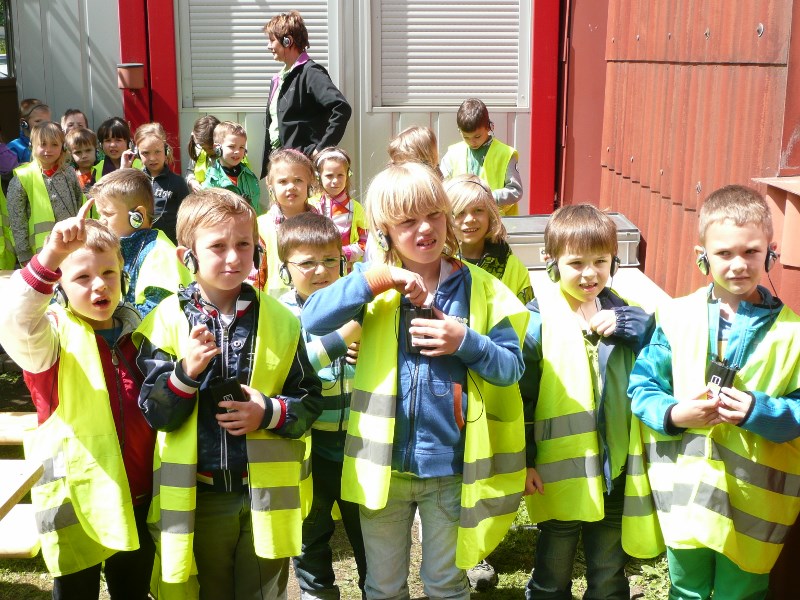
[525,478,629,600]
[359,472,469,600]
[293,453,367,600]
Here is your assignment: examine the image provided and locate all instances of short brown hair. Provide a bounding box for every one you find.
[176,188,258,249]
[187,114,220,161]
[277,212,342,262]
[90,168,155,217]
[699,185,773,243]
[445,174,506,244]
[213,121,247,145]
[82,219,123,264]
[20,98,49,120]
[61,108,88,130]
[263,10,309,51]
[544,204,618,259]
[97,117,132,144]
[387,126,441,177]
[30,122,66,169]
[65,127,98,151]
[456,98,491,132]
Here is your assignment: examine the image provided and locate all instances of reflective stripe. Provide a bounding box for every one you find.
[534,410,596,441]
[535,454,602,482]
[463,450,525,485]
[301,455,311,479]
[344,435,393,466]
[32,220,55,234]
[623,494,656,518]
[36,503,80,534]
[350,389,395,417]
[251,486,301,512]
[460,491,523,529]
[645,433,710,463]
[160,508,195,535]
[627,454,645,476]
[715,444,800,497]
[35,457,65,486]
[247,438,305,463]
[652,482,694,512]
[156,463,197,488]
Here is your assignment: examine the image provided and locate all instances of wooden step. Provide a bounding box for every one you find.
[0,412,36,445]
[0,503,40,558]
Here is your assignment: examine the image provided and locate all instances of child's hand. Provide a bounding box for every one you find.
[189,180,202,193]
[216,384,265,435]
[669,387,723,429]
[589,309,617,337]
[182,324,220,380]
[524,467,544,495]
[39,199,95,271]
[409,307,466,357]
[345,341,360,365]
[388,266,428,306]
[121,149,136,169]
[716,387,753,425]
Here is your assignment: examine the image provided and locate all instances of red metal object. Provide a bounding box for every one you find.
[117,0,150,136]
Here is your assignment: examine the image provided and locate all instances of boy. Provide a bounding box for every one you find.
[440,98,523,216]
[61,108,89,132]
[202,120,261,214]
[521,204,653,600]
[277,212,367,600]
[135,188,323,599]
[91,168,191,317]
[0,204,156,599]
[626,185,800,599]
[66,126,99,192]
[8,98,52,163]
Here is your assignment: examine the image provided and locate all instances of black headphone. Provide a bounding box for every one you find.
[214,144,223,158]
[129,209,144,229]
[53,271,130,307]
[183,245,264,276]
[696,247,778,276]
[546,255,621,283]
[20,103,48,130]
[281,36,292,47]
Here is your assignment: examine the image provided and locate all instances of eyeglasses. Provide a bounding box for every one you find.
[287,258,341,273]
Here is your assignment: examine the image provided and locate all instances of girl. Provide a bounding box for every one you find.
[313,146,368,271]
[256,148,318,297]
[185,114,219,192]
[92,117,139,184]
[447,174,533,304]
[6,122,83,265]
[301,162,528,600]
[387,125,442,177]
[123,122,189,243]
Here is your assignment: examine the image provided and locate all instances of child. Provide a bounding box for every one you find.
[277,211,368,599]
[202,120,261,213]
[135,187,323,599]
[61,108,89,132]
[521,203,652,600]
[440,98,523,216]
[626,185,800,599]
[0,205,155,599]
[8,98,52,163]
[66,126,99,193]
[312,146,368,271]
[7,122,83,265]
[302,162,528,599]
[124,122,189,243]
[91,168,190,318]
[92,117,140,183]
[257,148,318,298]
[447,174,533,304]
[185,114,220,193]
[387,125,441,177]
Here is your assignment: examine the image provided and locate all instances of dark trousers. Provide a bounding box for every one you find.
[292,453,367,600]
[52,502,155,600]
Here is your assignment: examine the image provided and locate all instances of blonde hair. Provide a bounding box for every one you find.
[446,175,505,244]
[134,122,174,165]
[30,122,66,169]
[82,219,123,261]
[699,185,773,243]
[315,146,351,196]
[90,168,155,217]
[176,188,258,249]
[365,162,460,265]
[387,126,441,177]
[213,121,247,145]
[544,204,618,259]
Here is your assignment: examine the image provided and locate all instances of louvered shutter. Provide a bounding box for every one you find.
[374,0,525,107]
[183,0,330,108]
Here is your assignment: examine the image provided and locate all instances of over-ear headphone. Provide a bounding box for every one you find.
[546,255,621,283]
[183,249,199,275]
[214,144,223,158]
[54,283,68,307]
[281,36,291,47]
[279,263,292,286]
[375,230,390,253]
[20,104,48,130]
[129,210,144,229]
[21,119,29,130]
[696,248,778,275]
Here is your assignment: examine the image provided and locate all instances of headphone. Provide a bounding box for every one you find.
[375,230,391,253]
[281,36,292,48]
[53,271,130,308]
[129,209,144,230]
[696,247,778,276]
[214,144,223,158]
[279,256,347,286]
[546,255,621,283]
[183,245,264,276]
[20,104,48,130]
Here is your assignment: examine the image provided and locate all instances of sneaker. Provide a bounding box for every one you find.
[467,559,498,591]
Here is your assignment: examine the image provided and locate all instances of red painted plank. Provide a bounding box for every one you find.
[117,0,150,134]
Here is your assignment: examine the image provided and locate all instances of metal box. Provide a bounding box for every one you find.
[503,212,640,270]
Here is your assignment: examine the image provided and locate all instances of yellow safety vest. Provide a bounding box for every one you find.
[0,186,15,268]
[446,139,519,216]
[133,229,192,307]
[14,161,58,256]
[342,260,529,568]
[91,158,143,184]
[256,214,290,299]
[135,293,312,584]
[23,305,138,577]
[502,253,533,303]
[623,289,800,573]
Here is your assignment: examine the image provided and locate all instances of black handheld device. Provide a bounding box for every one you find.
[706,358,738,397]
[208,377,246,414]
[401,305,434,354]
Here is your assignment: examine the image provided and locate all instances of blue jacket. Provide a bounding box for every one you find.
[301,260,524,478]
[8,130,31,163]
[629,285,800,442]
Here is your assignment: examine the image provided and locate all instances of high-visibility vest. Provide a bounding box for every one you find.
[132,229,192,307]
[135,292,312,584]
[445,139,519,216]
[502,253,533,303]
[14,161,58,256]
[256,214,290,299]
[91,158,142,184]
[622,289,800,574]
[24,305,138,577]
[341,260,529,568]
[0,186,15,268]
